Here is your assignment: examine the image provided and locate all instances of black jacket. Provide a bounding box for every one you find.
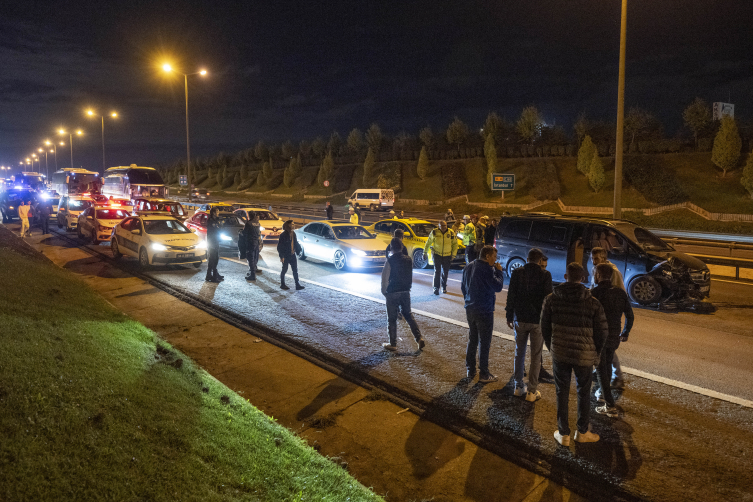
[243,221,261,248]
[206,215,221,246]
[326,205,334,219]
[505,263,553,324]
[386,242,409,256]
[484,224,496,245]
[541,282,609,366]
[277,230,301,259]
[591,281,634,339]
[381,252,414,294]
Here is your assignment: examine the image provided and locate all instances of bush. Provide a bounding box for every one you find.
[441,163,469,198]
[193,173,208,185]
[527,162,561,201]
[237,178,254,191]
[624,156,688,205]
[377,166,401,190]
[222,174,235,189]
[265,171,284,190]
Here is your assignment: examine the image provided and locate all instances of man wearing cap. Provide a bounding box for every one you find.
[462,215,476,264]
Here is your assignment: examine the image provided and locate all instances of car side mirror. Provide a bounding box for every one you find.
[132,229,141,235]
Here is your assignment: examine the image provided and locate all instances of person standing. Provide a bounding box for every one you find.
[451,218,465,237]
[18,200,31,237]
[348,207,359,225]
[243,211,262,281]
[484,218,497,246]
[461,215,476,264]
[277,220,305,291]
[38,200,51,235]
[205,208,223,282]
[590,246,626,390]
[380,238,425,351]
[541,262,608,446]
[386,228,409,256]
[445,209,456,224]
[461,245,505,383]
[424,220,457,295]
[591,263,634,418]
[355,204,362,222]
[325,201,334,220]
[505,248,553,402]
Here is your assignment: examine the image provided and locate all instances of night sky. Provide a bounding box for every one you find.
[1,0,752,172]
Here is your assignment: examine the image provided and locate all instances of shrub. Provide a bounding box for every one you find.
[741,152,753,199]
[265,171,284,190]
[222,174,235,189]
[377,166,401,190]
[577,136,597,176]
[527,162,561,201]
[193,173,208,185]
[237,178,254,191]
[588,151,606,192]
[417,146,429,180]
[441,163,469,198]
[624,156,688,205]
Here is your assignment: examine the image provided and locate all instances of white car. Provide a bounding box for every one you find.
[296,221,387,270]
[111,214,206,268]
[56,195,94,231]
[233,208,286,243]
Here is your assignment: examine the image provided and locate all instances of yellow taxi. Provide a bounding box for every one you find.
[364,217,466,268]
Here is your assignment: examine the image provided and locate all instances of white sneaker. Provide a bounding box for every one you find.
[596,404,618,418]
[554,431,570,446]
[574,428,600,443]
[514,385,528,397]
[525,390,541,402]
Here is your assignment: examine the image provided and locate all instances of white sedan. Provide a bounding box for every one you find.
[111,214,206,268]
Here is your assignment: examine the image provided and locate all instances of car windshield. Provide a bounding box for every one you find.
[143,220,191,234]
[217,215,244,227]
[409,222,437,237]
[214,206,233,212]
[251,211,278,220]
[617,224,673,251]
[69,199,92,210]
[96,209,130,219]
[50,198,60,205]
[332,226,374,239]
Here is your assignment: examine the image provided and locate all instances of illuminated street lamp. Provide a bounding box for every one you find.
[162,62,208,200]
[58,128,83,169]
[86,109,118,173]
[613,0,627,219]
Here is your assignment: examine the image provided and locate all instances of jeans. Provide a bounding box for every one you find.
[41,217,49,234]
[513,322,543,393]
[465,245,477,264]
[613,352,623,381]
[246,246,259,278]
[432,255,452,290]
[281,254,300,285]
[597,337,621,407]
[385,291,421,346]
[465,310,494,376]
[552,359,593,436]
[206,246,219,279]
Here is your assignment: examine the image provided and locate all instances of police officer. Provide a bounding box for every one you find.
[243,211,262,281]
[205,208,223,282]
[424,220,457,295]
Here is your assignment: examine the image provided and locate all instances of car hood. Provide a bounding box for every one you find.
[98,219,126,226]
[647,249,707,270]
[338,238,386,251]
[259,219,285,230]
[149,234,200,246]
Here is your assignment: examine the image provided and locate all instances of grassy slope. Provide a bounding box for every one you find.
[0,248,381,502]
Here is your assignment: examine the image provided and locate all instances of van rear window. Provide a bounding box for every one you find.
[502,220,532,240]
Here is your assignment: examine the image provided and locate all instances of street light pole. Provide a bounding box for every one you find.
[184,73,191,200]
[613,0,627,220]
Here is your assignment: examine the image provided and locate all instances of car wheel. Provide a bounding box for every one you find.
[139,247,150,268]
[111,238,122,259]
[369,204,376,212]
[629,275,662,305]
[192,262,201,268]
[412,249,428,269]
[57,219,62,229]
[298,248,307,261]
[506,257,526,276]
[91,229,99,245]
[334,250,347,270]
[77,226,85,240]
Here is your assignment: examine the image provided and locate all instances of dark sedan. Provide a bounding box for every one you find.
[184,211,246,251]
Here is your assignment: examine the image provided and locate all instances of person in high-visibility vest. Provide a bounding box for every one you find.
[424,220,458,295]
[462,215,476,264]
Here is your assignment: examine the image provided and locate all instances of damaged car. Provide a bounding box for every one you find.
[494,214,711,308]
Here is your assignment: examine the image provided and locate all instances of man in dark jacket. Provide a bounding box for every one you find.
[243,211,262,281]
[461,245,505,383]
[380,238,425,351]
[484,218,497,246]
[38,200,51,235]
[277,220,304,290]
[385,228,409,256]
[591,263,634,418]
[541,262,608,446]
[326,201,334,220]
[205,208,223,282]
[505,248,553,402]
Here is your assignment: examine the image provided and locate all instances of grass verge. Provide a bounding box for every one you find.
[0,246,382,502]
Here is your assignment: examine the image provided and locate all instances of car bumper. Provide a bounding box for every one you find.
[152,251,206,264]
[348,256,386,267]
[96,233,113,242]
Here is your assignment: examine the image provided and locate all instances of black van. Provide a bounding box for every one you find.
[494,214,711,306]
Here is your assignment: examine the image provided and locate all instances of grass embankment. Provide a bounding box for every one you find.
[0,247,381,502]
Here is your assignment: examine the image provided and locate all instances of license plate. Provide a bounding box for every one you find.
[700,285,710,292]
[270,232,279,236]
[176,253,193,258]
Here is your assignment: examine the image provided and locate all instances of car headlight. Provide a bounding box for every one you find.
[220,234,232,241]
[352,249,367,257]
[196,240,207,249]
[152,243,168,251]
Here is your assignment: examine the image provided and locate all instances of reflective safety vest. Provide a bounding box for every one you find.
[462,222,476,246]
[424,228,458,257]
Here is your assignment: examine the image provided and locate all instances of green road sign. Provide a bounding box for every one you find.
[492,173,515,190]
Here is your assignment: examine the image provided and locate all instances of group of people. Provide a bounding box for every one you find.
[16,199,52,238]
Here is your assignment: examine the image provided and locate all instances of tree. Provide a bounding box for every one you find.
[318,150,335,186]
[741,151,753,199]
[573,112,589,144]
[712,115,742,177]
[363,147,375,185]
[516,106,543,144]
[254,141,268,161]
[256,169,266,187]
[416,146,429,181]
[419,126,434,150]
[215,168,224,186]
[588,151,606,192]
[299,140,312,162]
[347,128,363,154]
[311,136,326,160]
[281,140,296,159]
[683,97,711,150]
[482,111,503,141]
[446,116,469,153]
[484,133,497,187]
[262,160,273,180]
[366,123,383,154]
[328,131,342,156]
[624,107,654,148]
[240,165,248,180]
[577,135,597,176]
[233,172,241,185]
[283,154,302,188]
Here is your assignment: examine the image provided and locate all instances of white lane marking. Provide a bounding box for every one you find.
[222,257,753,409]
[712,278,753,287]
[415,271,462,283]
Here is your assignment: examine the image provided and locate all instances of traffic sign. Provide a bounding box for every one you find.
[323,180,330,187]
[492,173,515,190]
[179,175,187,186]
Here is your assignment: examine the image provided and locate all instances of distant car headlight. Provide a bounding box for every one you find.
[196,240,207,249]
[259,226,265,232]
[352,249,367,257]
[152,243,168,251]
[220,234,232,241]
